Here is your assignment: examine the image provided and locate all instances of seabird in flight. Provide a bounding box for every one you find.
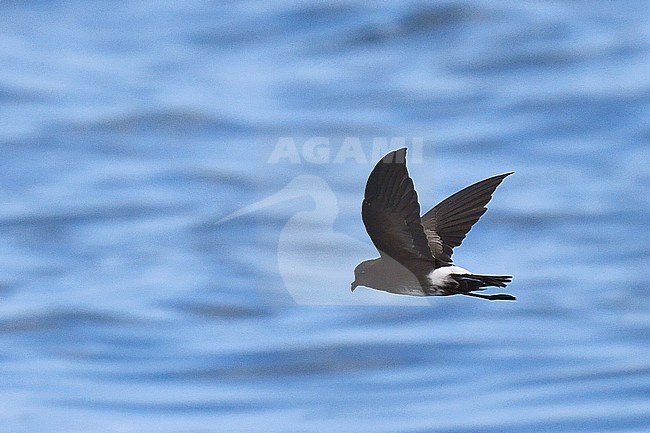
[351,148,515,301]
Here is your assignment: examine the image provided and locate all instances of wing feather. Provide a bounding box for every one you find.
[362,148,435,268]
[421,172,513,264]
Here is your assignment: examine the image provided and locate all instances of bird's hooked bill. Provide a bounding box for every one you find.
[350,282,358,292]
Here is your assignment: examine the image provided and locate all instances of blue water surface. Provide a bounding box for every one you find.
[1,1,649,432]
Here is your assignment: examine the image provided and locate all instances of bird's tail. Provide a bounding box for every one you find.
[450,273,515,301]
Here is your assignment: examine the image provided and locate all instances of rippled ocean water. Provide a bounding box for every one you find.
[1,1,649,432]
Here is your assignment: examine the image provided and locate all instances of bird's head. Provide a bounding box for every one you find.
[351,259,376,292]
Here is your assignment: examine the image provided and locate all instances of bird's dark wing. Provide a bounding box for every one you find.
[421,172,513,264]
[362,148,435,269]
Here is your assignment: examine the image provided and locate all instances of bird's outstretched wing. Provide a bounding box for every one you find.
[362,148,435,268]
[421,172,513,264]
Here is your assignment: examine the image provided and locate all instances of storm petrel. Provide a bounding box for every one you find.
[351,148,515,301]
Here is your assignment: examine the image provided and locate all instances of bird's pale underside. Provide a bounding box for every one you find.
[351,148,515,301]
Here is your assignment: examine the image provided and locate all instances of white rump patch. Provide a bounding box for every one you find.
[427,265,470,288]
